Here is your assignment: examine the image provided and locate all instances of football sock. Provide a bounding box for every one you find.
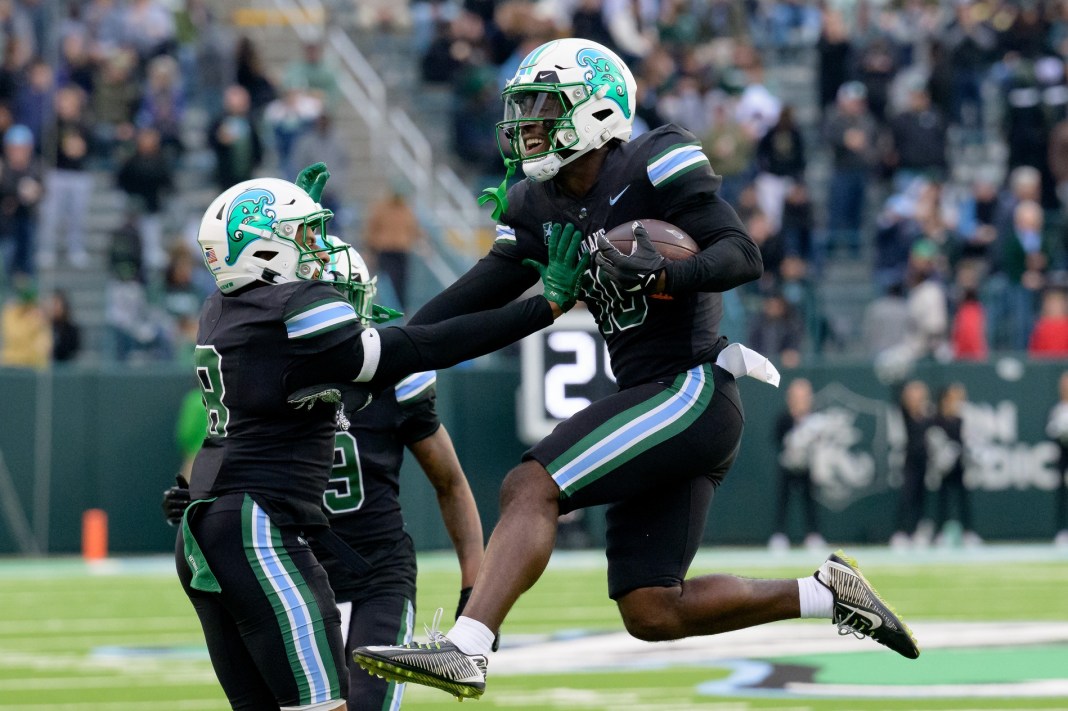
[797,575,834,619]
[447,616,495,656]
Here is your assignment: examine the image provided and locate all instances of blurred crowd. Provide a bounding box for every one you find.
[11,0,1068,370]
[0,0,363,367]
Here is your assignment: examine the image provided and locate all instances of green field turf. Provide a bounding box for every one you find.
[1,545,1066,710]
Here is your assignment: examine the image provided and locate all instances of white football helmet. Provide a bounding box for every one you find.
[320,235,378,324]
[197,177,337,293]
[499,38,637,182]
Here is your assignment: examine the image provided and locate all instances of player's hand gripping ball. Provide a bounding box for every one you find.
[594,219,698,297]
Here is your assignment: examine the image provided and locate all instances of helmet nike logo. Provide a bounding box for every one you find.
[609,185,630,205]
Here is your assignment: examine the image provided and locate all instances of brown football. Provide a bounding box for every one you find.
[603,219,699,261]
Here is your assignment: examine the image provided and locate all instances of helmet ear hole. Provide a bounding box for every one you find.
[252,250,278,260]
[592,109,613,122]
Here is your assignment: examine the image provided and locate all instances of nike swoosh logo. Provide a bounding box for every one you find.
[840,604,883,630]
[608,185,630,205]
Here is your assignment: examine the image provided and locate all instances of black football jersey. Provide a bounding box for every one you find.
[315,371,440,598]
[190,279,376,528]
[493,124,750,387]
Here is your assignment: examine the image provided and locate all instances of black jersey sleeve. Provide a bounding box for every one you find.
[278,282,382,396]
[661,194,763,294]
[392,372,441,445]
[643,125,723,214]
[281,281,364,354]
[408,252,539,326]
[639,126,763,294]
[367,295,554,390]
[284,293,552,396]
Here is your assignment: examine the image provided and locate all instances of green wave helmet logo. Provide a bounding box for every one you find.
[225,188,276,266]
[576,48,630,119]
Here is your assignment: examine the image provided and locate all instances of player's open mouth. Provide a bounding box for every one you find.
[524,137,546,154]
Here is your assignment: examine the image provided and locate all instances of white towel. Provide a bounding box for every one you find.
[715,343,781,387]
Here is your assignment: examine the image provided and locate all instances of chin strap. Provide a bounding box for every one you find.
[478,158,518,220]
[370,303,404,323]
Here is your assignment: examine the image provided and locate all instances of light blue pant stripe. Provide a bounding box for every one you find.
[552,366,707,490]
[251,503,330,704]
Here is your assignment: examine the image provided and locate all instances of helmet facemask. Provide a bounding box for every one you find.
[498,85,587,182]
[320,235,378,324]
[260,208,337,283]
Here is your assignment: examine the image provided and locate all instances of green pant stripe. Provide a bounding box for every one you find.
[381,598,415,711]
[549,364,715,497]
[241,495,340,704]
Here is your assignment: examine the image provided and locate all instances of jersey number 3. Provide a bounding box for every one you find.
[324,432,365,514]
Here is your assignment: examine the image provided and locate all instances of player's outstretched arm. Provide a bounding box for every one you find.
[369,296,553,389]
[365,227,588,387]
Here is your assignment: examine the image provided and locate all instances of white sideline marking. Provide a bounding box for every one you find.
[489,621,1068,675]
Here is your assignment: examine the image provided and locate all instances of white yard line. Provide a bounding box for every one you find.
[489,621,1068,675]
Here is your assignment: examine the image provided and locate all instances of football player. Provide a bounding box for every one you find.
[165,238,490,711]
[353,38,919,702]
[175,174,586,711]
[314,239,490,711]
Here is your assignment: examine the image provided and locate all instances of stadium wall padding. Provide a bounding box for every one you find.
[0,359,1064,554]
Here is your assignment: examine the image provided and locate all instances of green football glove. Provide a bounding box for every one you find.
[523,223,590,312]
[296,162,330,202]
